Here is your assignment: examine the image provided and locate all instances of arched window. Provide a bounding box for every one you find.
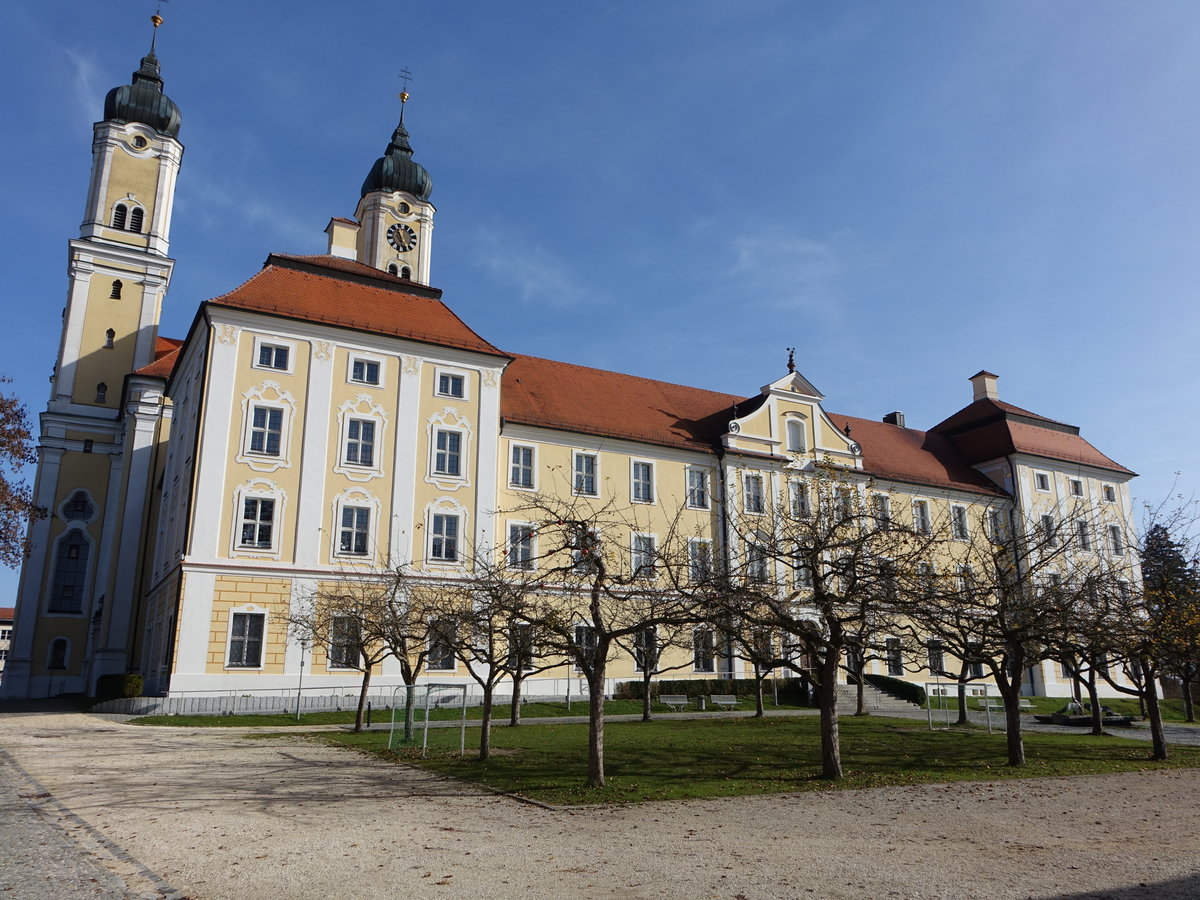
[112,203,128,230]
[110,280,123,299]
[786,418,806,452]
[400,266,411,280]
[387,264,398,276]
[95,383,107,403]
[105,328,115,348]
[49,531,89,613]
[48,638,70,670]
[63,491,94,522]
[129,207,144,232]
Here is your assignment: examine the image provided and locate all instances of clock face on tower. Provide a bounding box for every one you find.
[387,223,418,252]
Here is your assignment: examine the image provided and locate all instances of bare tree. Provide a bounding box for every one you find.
[508,491,700,788]
[289,575,394,732]
[612,620,696,721]
[717,463,937,779]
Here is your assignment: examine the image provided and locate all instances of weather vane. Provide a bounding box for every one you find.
[397,67,414,121]
[786,347,796,373]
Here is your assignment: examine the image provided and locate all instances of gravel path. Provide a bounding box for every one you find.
[2,706,1199,900]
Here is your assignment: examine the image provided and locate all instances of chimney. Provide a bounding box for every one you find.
[969,370,999,402]
[882,411,905,428]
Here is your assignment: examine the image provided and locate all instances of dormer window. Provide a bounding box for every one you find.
[112,203,128,230]
[110,280,122,299]
[129,207,144,232]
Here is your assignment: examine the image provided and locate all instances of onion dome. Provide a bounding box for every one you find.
[103,46,182,138]
[360,121,432,200]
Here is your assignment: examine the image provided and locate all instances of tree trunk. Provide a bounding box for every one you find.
[956,663,970,726]
[403,679,417,742]
[994,664,1025,767]
[854,667,867,716]
[509,672,524,727]
[818,649,843,779]
[754,671,766,718]
[586,656,608,788]
[1144,662,1168,761]
[354,662,373,733]
[479,684,494,761]
[1182,667,1195,723]
[1085,666,1103,736]
[641,670,653,722]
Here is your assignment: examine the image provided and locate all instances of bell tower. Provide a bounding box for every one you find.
[3,14,184,699]
[341,90,435,284]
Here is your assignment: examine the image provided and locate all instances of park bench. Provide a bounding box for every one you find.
[659,694,690,712]
[976,698,1034,712]
[709,694,739,710]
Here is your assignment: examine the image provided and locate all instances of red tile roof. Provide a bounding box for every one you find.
[0,606,14,621]
[501,354,745,451]
[206,255,508,358]
[931,398,1133,475]
[135,346,180,378]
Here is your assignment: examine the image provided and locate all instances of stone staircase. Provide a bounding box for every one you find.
[833,682,921,714]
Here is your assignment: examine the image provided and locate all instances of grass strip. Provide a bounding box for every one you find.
[314,714,1200,806]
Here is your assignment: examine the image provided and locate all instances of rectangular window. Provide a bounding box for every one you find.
[951,505,969,540]
[834,487,854,521]
[508,523,534,569]
[1034,472,1051,492]
[1077,521,1092,551]
[0,628,11,641]
[339,506,370,556]
[1103,484,1116,503]
[437,372,465,398]
[926,640,944,676]
[574,452,597,495]
[510,445,534,488]
[1108,524,1124,556]
[967,647,985,680]
[795,559,814,589]
[249,406,283,456]
[790,480,811,518]
[329,616,360,669]
[507,624,535,672]
[427,619,456,670]
[434,430,461,476]
[873,494,892,528]
[239,497,275,549]
[429,514,459,562]
[1040,514,1057,547]
[744,474,765,514]
[256,344,289,371]
[912,500,931,534]
[988,509,1010,543]
[631,461,654,503]
[634,627,658,673]
[746,536,769,583]
[350,358,380,385]
[886,638,903,677]
[688,538,713,583]
[786,419,807,452]
[570,526,599,575]
[227,612,264,668]
[344,418,376,466]
[631,533,656,579]
[574,624,598,671]
[686,468,709,509]
[1070,478,1084,497]
[693,629,716,673]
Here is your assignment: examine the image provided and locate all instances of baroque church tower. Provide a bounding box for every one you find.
[324,92,435,283]
[4,16,183,698]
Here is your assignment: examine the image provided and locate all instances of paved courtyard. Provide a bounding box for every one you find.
[2,705,1199,900]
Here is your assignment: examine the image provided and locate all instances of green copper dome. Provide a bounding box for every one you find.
[360,121,432,200]
[103,51,182,139]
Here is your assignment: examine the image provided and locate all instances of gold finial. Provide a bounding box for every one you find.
[399,91,409,104]
[152,13,163,27]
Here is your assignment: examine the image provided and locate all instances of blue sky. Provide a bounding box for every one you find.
[3,2,1199,599]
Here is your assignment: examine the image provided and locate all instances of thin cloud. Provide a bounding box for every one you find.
[472,226,606,309]
[64,48,103,132]
[729,227,843,313]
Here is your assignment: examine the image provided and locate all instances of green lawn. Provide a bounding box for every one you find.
[925,694,1197,723]
[128,697,795,728]
[315,714,1200,806]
